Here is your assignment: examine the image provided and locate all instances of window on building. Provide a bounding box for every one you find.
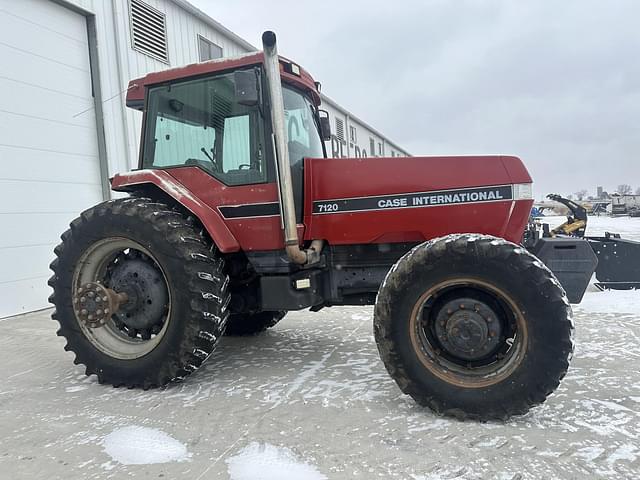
[198,35,223,61]
[378,142,383,156]
[369,137,375,157]
[129,0,169,63]
[349,125,357,143]
[335,118,345,143]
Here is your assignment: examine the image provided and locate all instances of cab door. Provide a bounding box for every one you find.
[142,69,284,251]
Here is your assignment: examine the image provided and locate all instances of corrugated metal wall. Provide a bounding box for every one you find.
[320,97,409,159]
[61,0,407,181]
[61,0,255,179]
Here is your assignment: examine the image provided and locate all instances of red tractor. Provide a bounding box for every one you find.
[49,32,596,420]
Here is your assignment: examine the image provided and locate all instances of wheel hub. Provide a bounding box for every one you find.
[73,282,128,328]
[107,256,169,331]
[434,298,502,361]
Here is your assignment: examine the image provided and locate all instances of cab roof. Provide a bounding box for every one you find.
[125,52,321,109]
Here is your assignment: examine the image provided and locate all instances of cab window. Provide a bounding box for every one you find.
[283,86,324,164]
[143,70,265,186]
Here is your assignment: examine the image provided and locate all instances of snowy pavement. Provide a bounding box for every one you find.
[1,217,639,479]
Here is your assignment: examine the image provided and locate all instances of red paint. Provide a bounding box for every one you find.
[110,169,240,253]
[112,154,533,254]
[166,167,294,252]
[121,53,535,254]
[126,52,320,107]
[303,156,532,245]
[504,198,534,241]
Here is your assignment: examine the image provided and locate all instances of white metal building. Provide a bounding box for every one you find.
[0,0,408,318]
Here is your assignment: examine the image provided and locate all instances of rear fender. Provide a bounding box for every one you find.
[111,170,240,253]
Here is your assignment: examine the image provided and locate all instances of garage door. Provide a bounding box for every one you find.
[0,0,103,317]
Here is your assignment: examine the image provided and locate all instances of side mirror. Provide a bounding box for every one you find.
[234,70,259,106]
[318,109,331,141]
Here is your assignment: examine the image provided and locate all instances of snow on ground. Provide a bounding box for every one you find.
[577,289,640,315]
[102,426,190,466]
[226,442,327,480]
[0,214,639,479]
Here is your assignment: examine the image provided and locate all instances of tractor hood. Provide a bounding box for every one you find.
[303,155,534,245]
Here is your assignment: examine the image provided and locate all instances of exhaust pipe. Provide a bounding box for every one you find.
[262,31,323,265]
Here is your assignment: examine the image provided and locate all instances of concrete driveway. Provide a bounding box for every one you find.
[0,298,639,479]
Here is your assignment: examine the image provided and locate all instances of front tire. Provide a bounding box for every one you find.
[374,234,573,421]
[48,197,230,389]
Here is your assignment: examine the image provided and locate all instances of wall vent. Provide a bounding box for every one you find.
[130,0,169,63]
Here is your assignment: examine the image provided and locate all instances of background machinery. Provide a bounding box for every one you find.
[525,194,640,290]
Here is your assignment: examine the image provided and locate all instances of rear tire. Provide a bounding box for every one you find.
[224,311,286,336]
[48,197,230,389]
[374,234,573,421]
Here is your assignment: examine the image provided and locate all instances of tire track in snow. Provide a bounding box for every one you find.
[195,314,367,480]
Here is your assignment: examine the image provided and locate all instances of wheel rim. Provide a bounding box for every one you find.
[72,237,171,360]
[409,278,528,388]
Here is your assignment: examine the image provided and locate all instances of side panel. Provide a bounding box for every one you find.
[165,168,297,252]
[304,155,533,245]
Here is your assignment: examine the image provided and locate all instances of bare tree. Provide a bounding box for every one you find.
[635,187,640,196]
[617,184,633,195]
[574,189,588,201]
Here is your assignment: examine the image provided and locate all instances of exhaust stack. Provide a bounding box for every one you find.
[262,31,323,265]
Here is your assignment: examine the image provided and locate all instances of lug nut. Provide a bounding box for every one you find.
[80,296,86,303]
[459,304,465,309]
[88,314,94,320]
[104,308,110,314]
[102,296,108,302]
[80,309,88,315]
[88,291,95,298]
[78,288,84,294]
[96,309,103,316]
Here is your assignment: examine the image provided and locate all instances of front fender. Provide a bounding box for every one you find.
[111,169,241,253]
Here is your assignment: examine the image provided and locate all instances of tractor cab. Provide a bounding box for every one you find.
[126,50,327,223]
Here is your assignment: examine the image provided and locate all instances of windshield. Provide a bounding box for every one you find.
[283,86,324,162]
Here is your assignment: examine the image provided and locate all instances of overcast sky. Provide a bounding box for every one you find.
[191,0,638,198]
